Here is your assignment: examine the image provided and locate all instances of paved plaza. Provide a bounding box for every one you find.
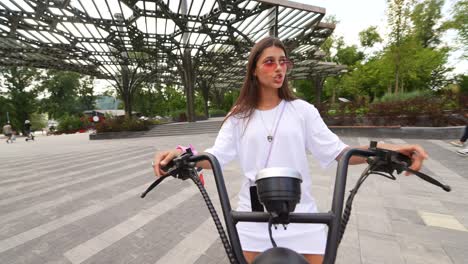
[0,131,467,264]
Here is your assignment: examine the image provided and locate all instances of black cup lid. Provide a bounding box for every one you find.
[255,167,302,182]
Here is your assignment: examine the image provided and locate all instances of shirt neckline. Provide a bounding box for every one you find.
[256,99,284,112]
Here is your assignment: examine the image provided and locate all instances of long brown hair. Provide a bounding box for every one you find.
[224,37,296,122]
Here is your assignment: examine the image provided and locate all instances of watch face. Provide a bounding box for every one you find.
[93,116,99,122]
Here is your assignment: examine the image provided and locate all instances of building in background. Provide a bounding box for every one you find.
[94,96,122,110]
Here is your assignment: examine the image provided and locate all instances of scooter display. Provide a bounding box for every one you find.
[141,141,451,264]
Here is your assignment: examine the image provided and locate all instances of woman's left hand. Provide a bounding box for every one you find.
[380,143,429,176]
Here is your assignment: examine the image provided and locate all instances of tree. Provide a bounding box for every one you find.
[335,45,365,66]
[77,76,95,111]
[319,38,364,104]
[221,89,240,112]
[29,112,47,131]
[410,0,444,48]
[133,84,187,117]
[0,94,11,125]
[293,79,315,103]
[386,0,415,94]
[323,77,340,103]
[163,85,187,114]
[443,0,468,57]
[0,67,40,133]
[456,74,468,94]
[374,36,450,94]
[359,26,383,49]
[38,70,81,119]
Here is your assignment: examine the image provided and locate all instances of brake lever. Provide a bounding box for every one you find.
[405,168,451,192]
[140,174,171,198]
[141,149,197,198]
[140,154,181,198]
[367,141,451,192]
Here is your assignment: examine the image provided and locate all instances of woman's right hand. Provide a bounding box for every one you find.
[153,149,183,177]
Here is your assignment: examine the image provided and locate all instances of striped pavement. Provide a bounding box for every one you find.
[0,132,467,264]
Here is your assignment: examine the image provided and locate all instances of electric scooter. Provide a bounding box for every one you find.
[141,141,451,264]
[25,131,35,142]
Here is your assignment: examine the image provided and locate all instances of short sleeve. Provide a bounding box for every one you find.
[304,103,348,168]
[204,117,238,168]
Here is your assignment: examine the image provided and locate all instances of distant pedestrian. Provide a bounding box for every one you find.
[24,120,34,141]
[24,120,31,134]
[3,122,13,143]
[450,125,468,147]
[11,130,17,143]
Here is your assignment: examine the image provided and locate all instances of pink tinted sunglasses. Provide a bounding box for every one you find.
[261,58,293,71]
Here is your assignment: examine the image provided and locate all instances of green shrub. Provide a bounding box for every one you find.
[195,110,207,121]
[30,112,47,131]
[170,109,209,121]
[354,107,369,116]
[149,119,162,125]
[95,117,151,132]
[319,92,465,126]
[171,110,187,122]
[377,90,433,103]
[58,114,86,132]
[209,108,227,117]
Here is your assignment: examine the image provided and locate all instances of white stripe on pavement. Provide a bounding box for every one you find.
[64,186,198,264]
[154,194,238,264]
[0,155,151,207]
[0,147,149,186]
[428,139,460,153]
[155,216,219,264]
[0,167,150,225]
[155,168,244,264]
[0,144,141,171]
[0,180,165,253]
[0,145,131,173]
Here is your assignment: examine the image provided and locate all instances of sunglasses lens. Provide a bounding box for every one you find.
[263,62,277,70]
[261,59,293,71]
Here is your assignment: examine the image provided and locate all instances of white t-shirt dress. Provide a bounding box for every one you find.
[205,99,348,254]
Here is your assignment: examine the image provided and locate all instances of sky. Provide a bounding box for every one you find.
[294,0,467,75]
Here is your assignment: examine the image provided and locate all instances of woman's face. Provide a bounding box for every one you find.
[254,46,290,91]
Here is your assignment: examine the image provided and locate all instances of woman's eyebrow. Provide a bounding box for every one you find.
[262,55,286,60]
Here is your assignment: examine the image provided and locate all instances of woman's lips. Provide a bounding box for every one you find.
[274,75,283,83]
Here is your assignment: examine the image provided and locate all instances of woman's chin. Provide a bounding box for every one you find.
[273,83,283,89]
[261,82,283,90]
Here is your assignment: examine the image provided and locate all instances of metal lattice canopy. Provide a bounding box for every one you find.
[0,0,346,120]
[0,0,345,83]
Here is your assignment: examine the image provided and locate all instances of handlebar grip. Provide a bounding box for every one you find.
[395,152,412,167]
[160,159,175,173]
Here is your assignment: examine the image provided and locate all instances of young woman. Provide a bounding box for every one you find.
[153,37,428,264]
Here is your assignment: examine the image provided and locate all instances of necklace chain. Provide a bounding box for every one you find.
[259,101,281,142]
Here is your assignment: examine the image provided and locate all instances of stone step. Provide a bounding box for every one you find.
[90,120,222,140]
[146,121,223,135]
[152,121,223,129]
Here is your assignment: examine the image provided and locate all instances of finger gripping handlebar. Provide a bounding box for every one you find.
[367,141,412,175]
[141,149,199,198]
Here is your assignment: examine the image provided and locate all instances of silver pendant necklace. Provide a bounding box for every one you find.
[259,102,280,143]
